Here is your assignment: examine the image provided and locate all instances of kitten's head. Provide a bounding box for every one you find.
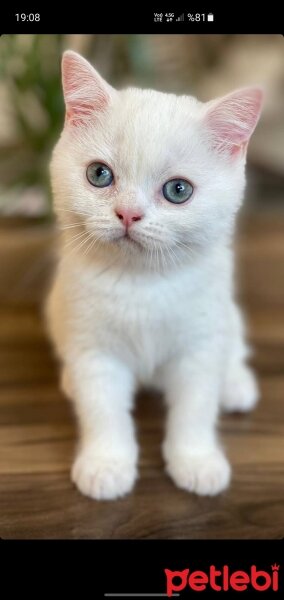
[51,51,263,269]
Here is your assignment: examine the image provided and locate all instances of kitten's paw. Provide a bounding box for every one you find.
[165,449,231,496]
[71,451,137,500]
[222,365,259,413]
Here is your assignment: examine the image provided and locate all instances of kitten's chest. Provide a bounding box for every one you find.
[88,267,210,369]
[95,270,190,327]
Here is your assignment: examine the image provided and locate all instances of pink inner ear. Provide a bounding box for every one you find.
[206,88,263,155]
[62,51,112,125]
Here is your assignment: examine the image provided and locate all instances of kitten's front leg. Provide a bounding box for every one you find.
[63,354,138,500]
[162,353,231,496]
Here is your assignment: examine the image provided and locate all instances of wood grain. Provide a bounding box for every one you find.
[0,214,284,539]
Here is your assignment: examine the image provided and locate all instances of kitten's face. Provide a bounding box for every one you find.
[51,51,262,269]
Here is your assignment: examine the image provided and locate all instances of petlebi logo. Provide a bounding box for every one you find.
[165,563,280,595]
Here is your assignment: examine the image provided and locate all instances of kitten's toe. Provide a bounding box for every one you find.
[71,451,137,500]
[165,449,231,496]
[221,364,259,413]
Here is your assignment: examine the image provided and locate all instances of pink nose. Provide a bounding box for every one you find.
[115,208,143,228]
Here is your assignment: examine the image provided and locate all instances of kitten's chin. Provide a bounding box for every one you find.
[90,232,145,263]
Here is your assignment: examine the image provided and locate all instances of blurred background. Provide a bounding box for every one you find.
[0,34,283,217]
[0,35,284,539]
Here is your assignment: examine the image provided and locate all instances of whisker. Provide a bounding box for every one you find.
[56,208,114,226]
[169,244,183,269]
[82,231,107,258]
[64,230,88,249]
[82,236,97,258]
[165,245,176,270]
[156,241,162,274]
[59,223,85,231]
[68,232,94,258]
[174,240,197,260]
[63,229,98,260]
[56,207,93,217]
[160,243,168,274]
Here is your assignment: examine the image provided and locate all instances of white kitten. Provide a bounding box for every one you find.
[46,51,263,500]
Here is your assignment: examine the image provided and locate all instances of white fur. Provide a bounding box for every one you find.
[46,51,262,500]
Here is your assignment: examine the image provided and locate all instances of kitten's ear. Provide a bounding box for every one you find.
[62,50,115,125]
[205,87,263,156]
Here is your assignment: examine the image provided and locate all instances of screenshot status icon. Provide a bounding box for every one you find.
[153,12,215,23]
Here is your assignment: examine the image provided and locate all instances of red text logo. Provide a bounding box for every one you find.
[165,564,280,595]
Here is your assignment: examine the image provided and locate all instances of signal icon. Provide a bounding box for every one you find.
[176,13,184,21]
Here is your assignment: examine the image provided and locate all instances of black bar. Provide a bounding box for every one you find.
[0,540,283,596]
[0,6,283,33]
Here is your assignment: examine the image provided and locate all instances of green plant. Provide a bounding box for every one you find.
[0,34,65,215]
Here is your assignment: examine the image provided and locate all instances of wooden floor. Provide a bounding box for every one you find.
[0,214,284,539]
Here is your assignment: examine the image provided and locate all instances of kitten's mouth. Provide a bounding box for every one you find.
[125,232,136,243]
[116,231,143,250]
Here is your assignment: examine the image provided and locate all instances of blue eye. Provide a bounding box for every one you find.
[86,162,114,187]
[163,178,193,204]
